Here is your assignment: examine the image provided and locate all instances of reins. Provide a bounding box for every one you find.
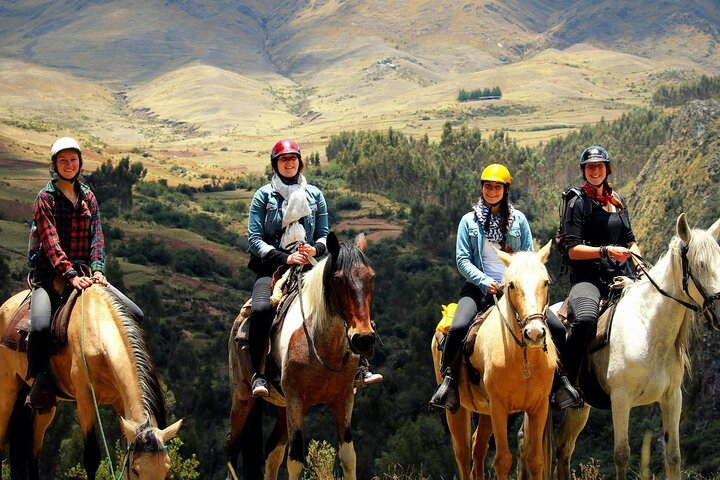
[296,265,352,372]
[631,248,720,325]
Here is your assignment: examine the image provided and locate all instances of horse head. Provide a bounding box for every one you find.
[325,232,376,354]
[676,213,720,330]
[119,417,183,479]
[495,241,552,348]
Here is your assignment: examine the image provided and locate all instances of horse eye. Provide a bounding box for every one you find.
[544,280,550,287]
[131,466,139,476]
[508,282,515,290]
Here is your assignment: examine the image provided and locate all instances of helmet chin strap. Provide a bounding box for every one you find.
[55,167,80,183]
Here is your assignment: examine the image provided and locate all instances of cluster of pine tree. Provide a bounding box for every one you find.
[457,86,502,101]
[652,74,720,106]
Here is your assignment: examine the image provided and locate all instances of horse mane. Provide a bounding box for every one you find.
[101,287,167,428]
[300,240,371,333]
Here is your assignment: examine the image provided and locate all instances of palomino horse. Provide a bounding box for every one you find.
[227,232,376,480]
[552,213,720,479]
[0,284,182,479]
[431,241,557,480]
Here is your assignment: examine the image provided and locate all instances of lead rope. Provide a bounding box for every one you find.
[80,287,130,480]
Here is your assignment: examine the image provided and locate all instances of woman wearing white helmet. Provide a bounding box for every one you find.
[25,136,142,411]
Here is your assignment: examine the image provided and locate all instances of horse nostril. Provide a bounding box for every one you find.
[351,333,376,353]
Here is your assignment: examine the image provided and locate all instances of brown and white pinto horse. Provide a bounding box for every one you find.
[431,241,557,480]
[0,284,182,480]
[227,232,376,480]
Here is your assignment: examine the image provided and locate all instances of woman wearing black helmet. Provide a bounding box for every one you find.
[551,145,643,410]
[246,139,382,397]
[25,136,143,411]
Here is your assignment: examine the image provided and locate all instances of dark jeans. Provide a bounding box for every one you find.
[562,281,603,381]
[249,275,274,374]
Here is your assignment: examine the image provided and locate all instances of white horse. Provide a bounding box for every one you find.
[554,213,720,479]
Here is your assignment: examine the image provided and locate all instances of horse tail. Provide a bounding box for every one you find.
[8,383,33,480]
[241,400,264,479]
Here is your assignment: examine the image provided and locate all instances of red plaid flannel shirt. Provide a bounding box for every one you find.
[28,180,105,279]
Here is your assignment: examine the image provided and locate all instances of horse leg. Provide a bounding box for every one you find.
[471,414,493,480]
[285,401,306,480]
[524,406,550,480]
[445,406,473,480]
[659,388,682,480]
[610,396,632,480]
[30,408,56,480]
[75,392,101,480]
[265,406,288,480]
[555,405,590,480]
[4,382,36,479]
[329,397,357,480]
[489,404,512,480]
[226,396,260,480]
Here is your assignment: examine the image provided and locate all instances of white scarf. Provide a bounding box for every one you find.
[271,174,310,249]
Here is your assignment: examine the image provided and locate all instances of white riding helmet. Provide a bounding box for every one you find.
[51,137,82,159]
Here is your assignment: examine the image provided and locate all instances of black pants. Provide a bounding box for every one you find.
[561,281,603,382]
[249,275,274,374]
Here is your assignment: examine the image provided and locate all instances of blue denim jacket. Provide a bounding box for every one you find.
[455,209,533,293]
[247,183,329,258]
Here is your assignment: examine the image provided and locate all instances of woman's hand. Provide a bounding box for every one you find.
[487,281,501,295]
[92,271,108,286]
[607,245,632,262]
[286,251,310,265]
[298,243,317,258]
[69,275,93,290]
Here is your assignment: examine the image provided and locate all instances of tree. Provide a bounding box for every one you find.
[87,157,146,217]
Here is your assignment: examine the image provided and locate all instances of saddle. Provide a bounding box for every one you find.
[1,288,80,354]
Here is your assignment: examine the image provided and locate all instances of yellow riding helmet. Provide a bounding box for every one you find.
[480,164,512,185]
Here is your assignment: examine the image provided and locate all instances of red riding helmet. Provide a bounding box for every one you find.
[271,139,302,162]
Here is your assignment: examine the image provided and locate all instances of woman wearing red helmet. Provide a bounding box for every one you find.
[246,139,381,397]
[25,137,143,411]
[429,164,536,412]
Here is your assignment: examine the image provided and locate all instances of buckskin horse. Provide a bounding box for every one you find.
[431,241,556,480]
[0,284,182,479]
[547,214,720,480]
[227,232,376,480]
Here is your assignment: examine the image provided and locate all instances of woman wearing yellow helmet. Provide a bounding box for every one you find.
[429,163,533,412]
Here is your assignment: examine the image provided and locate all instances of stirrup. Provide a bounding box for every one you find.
[429,375,459,414]
[251,375,269,398]
[550,376,584,411]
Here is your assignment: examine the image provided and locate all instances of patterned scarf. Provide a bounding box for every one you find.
[473,201,514,245]
[582,182,623,209]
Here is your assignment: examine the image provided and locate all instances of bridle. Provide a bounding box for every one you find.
[117,436,169,479]
[632,246,720,330]
[492,286,550,379]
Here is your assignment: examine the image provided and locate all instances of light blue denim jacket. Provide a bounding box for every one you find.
[456,209,533,293]
[247,183,329,258]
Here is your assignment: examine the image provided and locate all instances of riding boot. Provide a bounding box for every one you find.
[25,332,58,412]
[552,322,595,410]
[429,333,462,413]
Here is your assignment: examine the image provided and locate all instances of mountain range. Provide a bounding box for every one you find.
[1,0,719,168]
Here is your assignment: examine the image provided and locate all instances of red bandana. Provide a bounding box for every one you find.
[582,182,623,209]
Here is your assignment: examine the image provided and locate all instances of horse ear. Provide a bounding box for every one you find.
[159,419,183,444]
[708,217,720,241]
[494,246,513,267]
[327,232,340,258]
[676,213,691,244]
[354,233,367,252]
[119,416,139,444]
[537,240,552,264]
